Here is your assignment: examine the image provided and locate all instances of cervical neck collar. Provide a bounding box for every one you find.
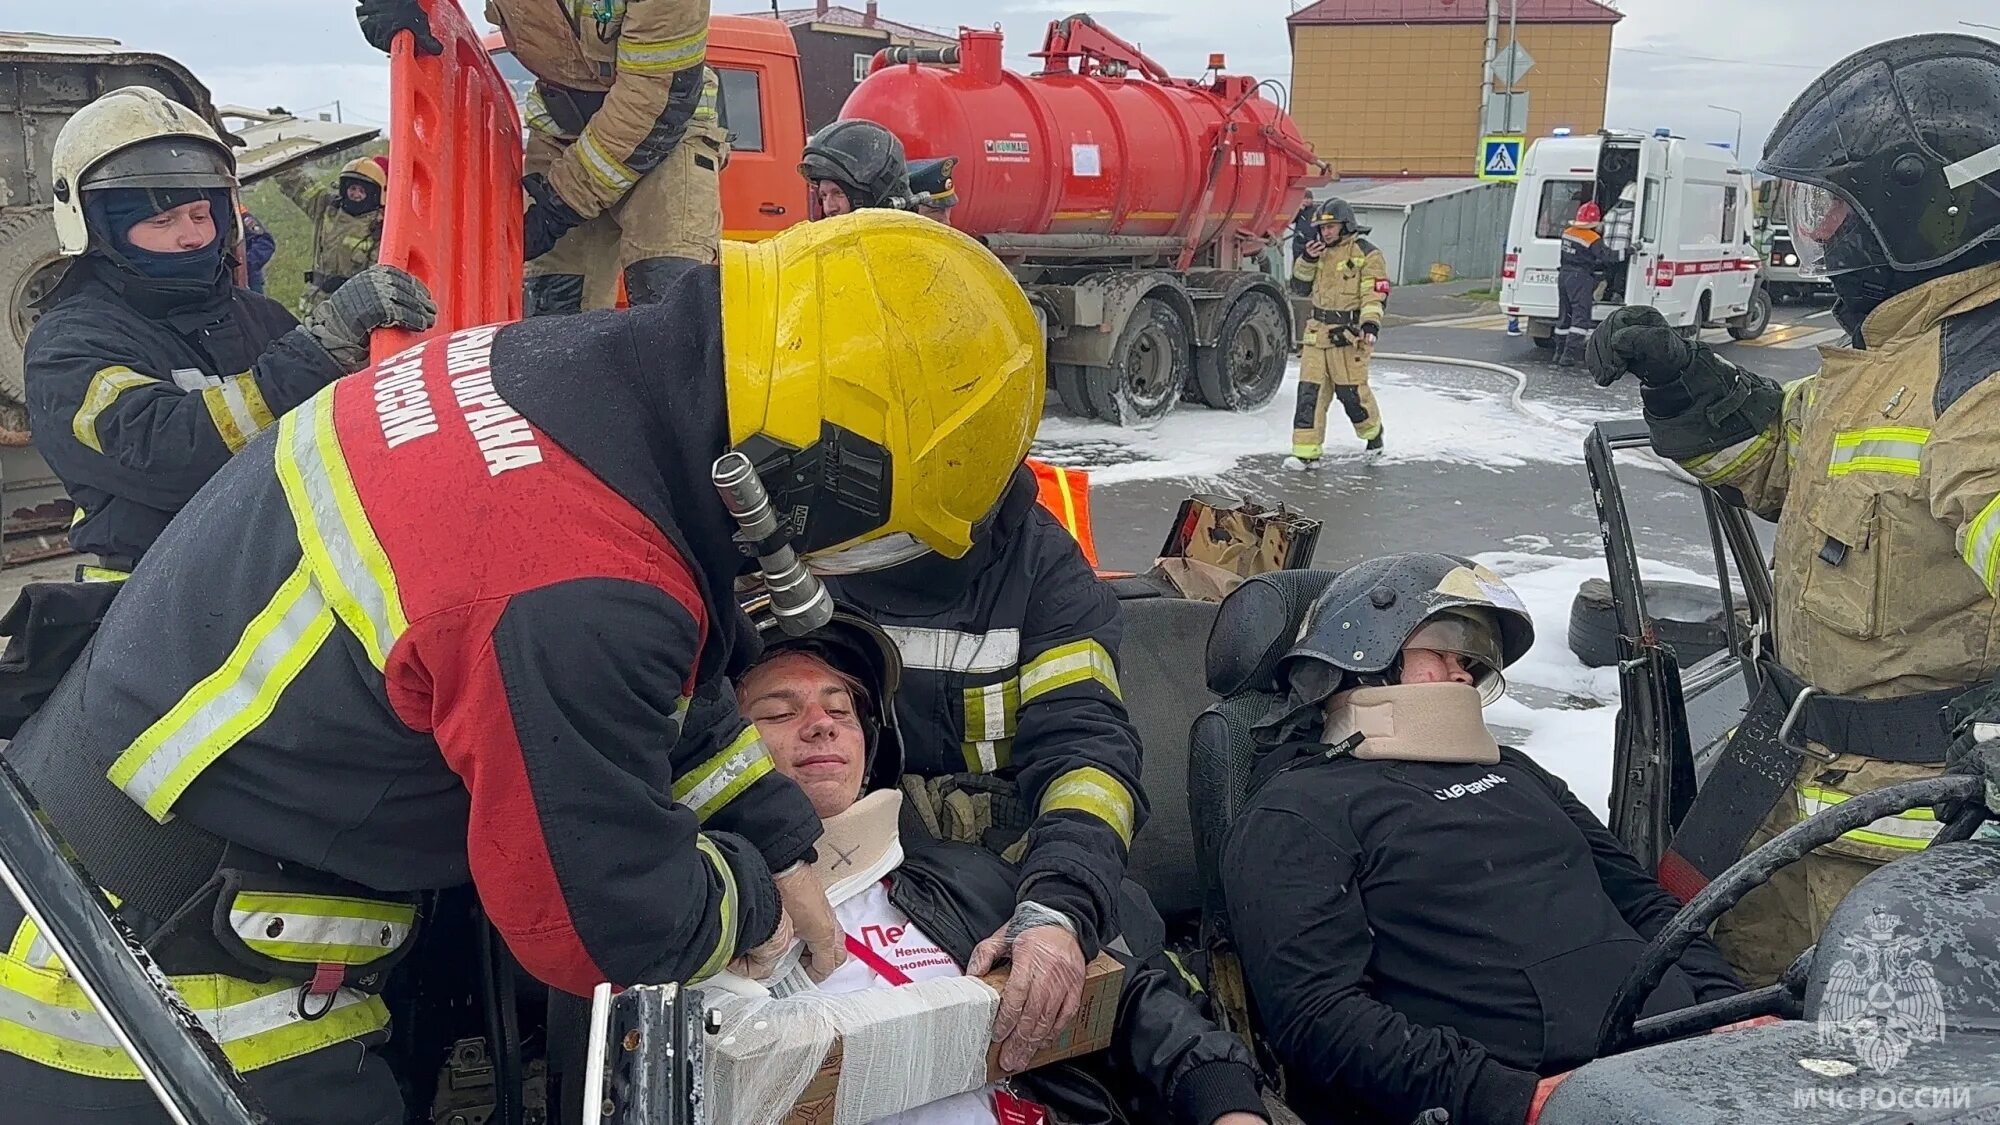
[808,788,906,907]
[1323,682,1500,765]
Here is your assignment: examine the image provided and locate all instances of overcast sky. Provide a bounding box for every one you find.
[22,0,2000,165]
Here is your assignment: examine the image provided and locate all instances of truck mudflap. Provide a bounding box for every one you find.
[374,0,523,364]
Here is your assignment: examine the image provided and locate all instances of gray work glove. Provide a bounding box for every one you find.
[304,265,438,373]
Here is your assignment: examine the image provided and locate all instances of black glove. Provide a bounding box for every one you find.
[357,0,443,55]
[1361,321,1380,346]
[303,264,439,373]
[1938,683,2000,826]
[522,173,587,262]
[1585,305,1694,390]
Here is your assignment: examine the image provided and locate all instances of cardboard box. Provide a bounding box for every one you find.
[782,953,1123,1123]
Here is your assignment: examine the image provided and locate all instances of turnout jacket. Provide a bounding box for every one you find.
[831,471,1148,960]
[271,167,384,307]
[890,829,1266,1124]
[1289,233,1389,334]
[23,260,344,564]
[1223,744,1740,1125]
[7,272,821,998]
[1559,225,1617,278]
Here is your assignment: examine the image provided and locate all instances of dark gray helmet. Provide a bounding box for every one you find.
[1273,553,1534,716]
[743,595,905,792]
[1760,33,2000,278]
[1312,197,1369,236]
[800,119,910,212]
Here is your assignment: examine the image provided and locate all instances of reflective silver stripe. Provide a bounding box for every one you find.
[884,626,1020,673]
[970,740,1003,773]
[0,979,376,1052]
[279,396,405,669]
[1019,640,1121,701]
[227,910,413,953]
[1683,430,1772,484]
[673,730,774,821]
[1797,788,1941,847]
[1964,493,2000,591]
[574,130,638,194]
[1944,140,2000,190]
[964,679,1018,742]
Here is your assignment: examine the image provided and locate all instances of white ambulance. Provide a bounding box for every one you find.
[1499,129,1771,350]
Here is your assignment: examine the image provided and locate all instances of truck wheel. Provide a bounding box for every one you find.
[1049,363,1099,419]
[1,210,66,424]
[1727,287,1772,340]
[1193,289,1288,411]
[1086,297,1189,426]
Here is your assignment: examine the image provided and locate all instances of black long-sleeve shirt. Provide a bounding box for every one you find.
[1223,744,1739,1125]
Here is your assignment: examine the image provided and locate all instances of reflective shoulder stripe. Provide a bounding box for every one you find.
[1683,429,1774,486]
[1797,786,1941,850]
[574,129,640,195]
[1039,766,1137,846]
[71,367,158,455]
[1828,427,1928,477]
[228,892,416,967]
[616,27,709,75]
[883,626,1021,674]
[108,562,337,821]
[201,374,279,454]
[672,727,774,821]
[691,835,736,983]
[276,394,408,669]
[1961,492,2000,593]
[0,956,388,1080]
[962,678,1021,744]
[6,917,61,970]
[1019,638,1122,703]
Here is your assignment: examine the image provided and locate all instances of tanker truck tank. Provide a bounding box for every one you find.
[843,15,1332,425]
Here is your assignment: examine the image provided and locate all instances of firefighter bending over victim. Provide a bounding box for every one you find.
[1288,198,1389,469]
[26,87,433,577]
[270,155,389,315]
[1587,32,2000,987]
[736,604,1269,1125]
[802,119,912,219]
[1554,201,1617,368]
[1223,555,1741,1125]
[0,212,1043,1124]
[824,450,1148,1074]
[360,0,727,314]
[908,156,960,223]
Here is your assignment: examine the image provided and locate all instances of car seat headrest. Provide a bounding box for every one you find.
[1203,569,1341,696]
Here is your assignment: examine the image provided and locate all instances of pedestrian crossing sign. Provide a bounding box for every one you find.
[1479,135,1524,182]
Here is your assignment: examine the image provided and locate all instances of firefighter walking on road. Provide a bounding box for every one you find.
[271,155,389,315]
[359,0,727,314]
[1588,33,2000,986]
[1555,201,1616,368]
[1288,198,1389,469]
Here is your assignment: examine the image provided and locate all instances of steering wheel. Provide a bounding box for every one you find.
[1594,774,1987,1057]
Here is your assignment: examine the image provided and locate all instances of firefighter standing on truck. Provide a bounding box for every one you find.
[1288,198,1389,469]
[1587,33,2000,986]
[24,88,434,577]
[270,155,390,315]
[0,212,1045,1123]
[1554,201,1616,368]
[358,0,728,314]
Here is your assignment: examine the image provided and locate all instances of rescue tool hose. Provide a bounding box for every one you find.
[0,758,266,1125]
[1595,774,1983,1057]
[712,452,835,636]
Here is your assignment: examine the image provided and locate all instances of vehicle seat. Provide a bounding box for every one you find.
[1114,589,1223,925]
[1188,570,1339,932]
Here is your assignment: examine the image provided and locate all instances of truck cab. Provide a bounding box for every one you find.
[1501,130,1767,349]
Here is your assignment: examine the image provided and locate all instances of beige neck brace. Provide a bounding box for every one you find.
[1324,682,1501,765]
[809,788,906,907]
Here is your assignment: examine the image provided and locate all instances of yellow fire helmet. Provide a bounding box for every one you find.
[340,155,389,190]
[721,209,1044,569]
[49,86,241,257]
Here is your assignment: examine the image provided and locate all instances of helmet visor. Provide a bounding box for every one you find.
[1404,609,1508,704]
[84,136,236,193]
[805,531,933,576]
[1780,181,1870,278]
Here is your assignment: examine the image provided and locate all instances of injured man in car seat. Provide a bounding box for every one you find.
[735,601,1271,1125]
[1220,555,1741,1125]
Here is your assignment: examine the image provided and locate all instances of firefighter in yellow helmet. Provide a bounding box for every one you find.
[270,154,391,315]
[1287,197,1390,468]
[358,0,727,315]
[0,211,1044,1121]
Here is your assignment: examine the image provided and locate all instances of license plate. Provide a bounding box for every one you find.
[1524,268,1559,285]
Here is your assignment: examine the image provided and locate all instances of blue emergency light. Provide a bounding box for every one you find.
[1654,127,1673,137]
[1551,127,1572,136]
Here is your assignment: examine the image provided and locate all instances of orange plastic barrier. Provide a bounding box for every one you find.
[1028,459,1098,567]
[373,0,523,363]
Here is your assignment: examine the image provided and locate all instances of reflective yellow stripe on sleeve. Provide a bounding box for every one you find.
[1040,766,1137,846]
[201,374,278,454]
[1683,430,1774,485]
[1828,427,1928,477]
[691,834,736,983]
[0,955,387,1080]
[574,129,640,195]
[276,394,408,669]
[1962,493,2000,593]
[1797,786,1942,850]
[671,726,774,821]
[228,893,416,967]
[1019,638,1122,703]
[615,27,708,75]
[71,367,156,454]
[108,562,337,821]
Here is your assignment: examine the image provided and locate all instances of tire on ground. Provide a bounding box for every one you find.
[1567,577,1731,669]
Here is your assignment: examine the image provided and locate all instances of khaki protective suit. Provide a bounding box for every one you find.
[489,0,725,310]
[1290,234,1389,457]
[1681,262,2000,984]
[271,167,383,314]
